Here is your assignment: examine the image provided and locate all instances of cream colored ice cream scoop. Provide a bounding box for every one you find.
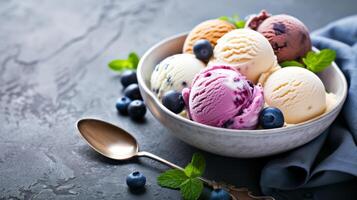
[183,19,236,54]
[150,54,205,100]
[264,67,326,124]
[208,29,279,83]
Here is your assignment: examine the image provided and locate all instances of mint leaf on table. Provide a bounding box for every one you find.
[280,60,305,68]
[157,153,206,200]
[128,52,140,68]
[180,178,204,200]
[157,169,188,189]
[108,60,134,71]
[184,153,206,178]
[302,49,336,73]
[108,52,140,72]
[219,15,245,29]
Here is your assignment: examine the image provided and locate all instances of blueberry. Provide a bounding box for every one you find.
[116,97,132,115]
[162,90,185,114]
[128,100,146,120]
[209,188,231,200]
[193,39,213,62]
[126,171,146,189]
[121,70,137,88]
[259,107,285,129]
[124,84,142,100]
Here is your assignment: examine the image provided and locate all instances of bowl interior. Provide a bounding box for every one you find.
[139,33,347,130]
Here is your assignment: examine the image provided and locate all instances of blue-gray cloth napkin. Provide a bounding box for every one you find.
[260,15,357,200]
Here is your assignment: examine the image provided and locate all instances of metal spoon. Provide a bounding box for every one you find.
[76,118,211,184]
[76,118,274,200]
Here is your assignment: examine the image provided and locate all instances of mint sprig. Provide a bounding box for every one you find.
[303,49,336,73]
[157,153,205,200]
[279,49,336,73]
[219,15,245,29]
[108,52,140,72]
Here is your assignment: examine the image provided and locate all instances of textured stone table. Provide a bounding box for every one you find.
[1,0,356,199]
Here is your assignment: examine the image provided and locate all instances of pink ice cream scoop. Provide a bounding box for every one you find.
[182,66,264,130]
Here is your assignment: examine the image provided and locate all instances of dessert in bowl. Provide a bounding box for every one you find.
[137,11,347,158]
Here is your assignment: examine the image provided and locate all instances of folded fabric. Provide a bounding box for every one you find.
[260,15,357,199]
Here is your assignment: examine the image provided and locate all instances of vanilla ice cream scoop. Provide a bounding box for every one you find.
[208,29,280,83]
[264,67,326,124]
[151,54,205,99]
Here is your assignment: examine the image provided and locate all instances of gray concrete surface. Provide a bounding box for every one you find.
[0,0,356,199]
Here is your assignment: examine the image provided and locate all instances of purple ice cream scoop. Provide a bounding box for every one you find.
[247,11,312,62]
[182,65,264,130]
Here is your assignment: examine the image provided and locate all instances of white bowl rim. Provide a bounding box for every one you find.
[137,32,348,137]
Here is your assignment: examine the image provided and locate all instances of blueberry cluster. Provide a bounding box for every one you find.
[116,70,146,120]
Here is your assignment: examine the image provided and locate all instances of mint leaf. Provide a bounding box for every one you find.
[128,52,140,69]
[108,59,134,71]
[184,164,201,178]
[235,20,246,29]
[280,60,305,68]
[157,153,206,200]
[184,153,205,178]
[302,49,336,73]
[218,15,245,29]
[108,52,140,72]
[218,16,230,21]
[157,169,188,189]
[180,178,203,200]
[190,153,205,172]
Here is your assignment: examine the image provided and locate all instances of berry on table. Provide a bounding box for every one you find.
[193,39,213,62]
[259,107,285,129]
[162,90,185,114]
[126,171,146,189]
[128,100,147,120]
[121,70,138,88]
[116,97,132,115]
[124,83,142,100]
[209,188,231,200]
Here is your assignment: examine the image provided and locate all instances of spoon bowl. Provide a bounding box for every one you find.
[77,118,139,160]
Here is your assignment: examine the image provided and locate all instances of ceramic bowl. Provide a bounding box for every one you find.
[137,33,348,158]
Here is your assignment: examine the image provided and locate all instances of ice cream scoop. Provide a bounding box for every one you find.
[248,12,312,62]
[264,67,326,124]
[150,54,205,100]
[182,65,264,129]
[208,29,279,84]
[245,10,271,30]
[183,19,236,54]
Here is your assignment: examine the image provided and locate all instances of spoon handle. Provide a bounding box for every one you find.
[137,151,184,170]
[136,151,212,185]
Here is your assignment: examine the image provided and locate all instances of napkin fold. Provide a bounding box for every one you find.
[260,15,357,199]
